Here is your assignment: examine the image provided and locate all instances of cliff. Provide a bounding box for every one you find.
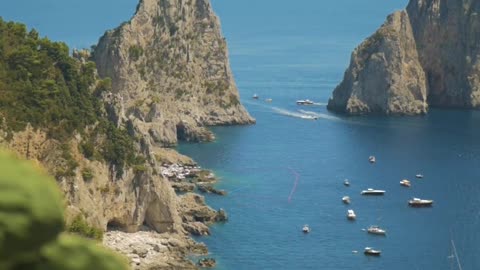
[93,0,254,145]
[328,0,480,115]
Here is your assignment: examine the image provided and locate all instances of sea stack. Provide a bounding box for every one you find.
[328,0,480,115]
[93,0,254,145]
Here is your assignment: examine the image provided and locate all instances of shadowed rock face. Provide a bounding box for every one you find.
[328,0,480,115]
[94,0,254,146]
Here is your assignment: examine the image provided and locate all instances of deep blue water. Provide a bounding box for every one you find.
[3,1,479,269]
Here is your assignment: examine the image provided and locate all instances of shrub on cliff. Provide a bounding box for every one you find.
[0,151,128,270]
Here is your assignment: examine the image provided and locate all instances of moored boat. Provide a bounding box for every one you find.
[361,188,385,195]
[364,247,381,256]
[367,225,386,235]
[265,98,272,102]
[253,94,259,99]
[344,179,350,186]
[408,198,433,207]
[342,196,351,204]
[347,209,356,220]
[416,174,424,179]
[369,156,376,163]
[296,99,314,105]
[302,224,310,233]
[400,179,411,187]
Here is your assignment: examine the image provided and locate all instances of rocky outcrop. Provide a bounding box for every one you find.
[328,0,480,115]
[93,0,254,146]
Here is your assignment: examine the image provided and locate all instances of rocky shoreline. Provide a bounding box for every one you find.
[103,161,226,269]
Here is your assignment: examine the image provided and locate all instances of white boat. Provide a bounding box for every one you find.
[265,98,272,102]
[302,224,310,233]
[400,179,411,187]
[364,247,381,256]
[296,99,314,105]
[408,198,433,207]
[367,225,386,235]
[361,188,386,195]
[252,94,259,99]
[344,179,350,186]
[342,196,351,204]
[369,156,376,163]
[416,174,424,179]
[347,209,356,220]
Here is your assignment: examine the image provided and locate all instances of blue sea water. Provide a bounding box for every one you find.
[3,0,480,269]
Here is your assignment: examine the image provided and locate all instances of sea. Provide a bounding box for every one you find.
[3,0,480,269]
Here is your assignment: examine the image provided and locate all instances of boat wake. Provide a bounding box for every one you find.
[272,107,319,120]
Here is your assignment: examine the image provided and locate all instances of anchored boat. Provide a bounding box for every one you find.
[400,179,411,187]
[342,196,351,204]
[344,179,350,186]
[408,198,433,207]
[296,99,314,105]
[252,94,259,99]
[302,224,310,233]
[361,188,386,195]
[367,225,386,235]
[369,156,376,163]
[364,247,381,256]
[347,209,356,220]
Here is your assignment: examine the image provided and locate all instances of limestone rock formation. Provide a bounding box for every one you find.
[328,0,480,115]
[93,0,254,146]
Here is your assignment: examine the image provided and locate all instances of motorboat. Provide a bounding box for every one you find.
[252,94,259,99]
[347,209,356,220]
[369,156,376,163]
[302,224,310,233]
[296,99,314,105]
[416,174,424,179]
[400,179,411,187]
[408,198,433,207]
[364,247,381,256]
[344,179,350,186]
[265,98,272,102]
[361,188,385,195]
[342,196,351,204]
[367,225,386,235]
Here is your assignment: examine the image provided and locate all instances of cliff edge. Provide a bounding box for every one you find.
[328,0,480,115]
[93,0,254,145]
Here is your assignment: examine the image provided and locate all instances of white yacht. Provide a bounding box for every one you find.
[361,188,386,195]
[344,179,350,186]
[416,174,424,179]
[400,179,411,187]
[408,198,433,207]
[296,99,314,105]
[342,196,351,204]
[364,247,381,256]
[302,224,310,233]
[369,156,376,163]
[367,225,386,235]
[252,94,259,99]
[347,209,356,220]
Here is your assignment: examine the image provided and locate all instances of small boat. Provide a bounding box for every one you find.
[265,98,272,102]
[416,174,424,179]
[302,224,310,233]
[347,209,356,220]
[369,156,376,163]
[408,198,433,207]
[361,188,386,195]
[344,179,350,186]
[367,225,386,235]
[364,247,381,256]
[296,99,314,105]
[400,179,411,187]
[252,94,259,99]
[342,196,351,204]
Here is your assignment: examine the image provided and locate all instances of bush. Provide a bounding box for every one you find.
[67,215,104,241]
[129,45,143,61]
[82,168,94,182]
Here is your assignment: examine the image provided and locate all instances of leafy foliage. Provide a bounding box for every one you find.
[67,215,103,241]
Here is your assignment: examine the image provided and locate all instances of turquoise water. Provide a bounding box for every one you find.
[3,1,479,269]
[178,1,480,269]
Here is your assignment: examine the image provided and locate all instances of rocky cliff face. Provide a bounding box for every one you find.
[328,0,480,115]
[93,0,254,145]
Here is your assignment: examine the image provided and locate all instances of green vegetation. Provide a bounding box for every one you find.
[0,151,128,270]
[129,45,143,61]
[67,214,103,241]
[81,167,94,182]
[0,18,100,140]
[0,18,145,178]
